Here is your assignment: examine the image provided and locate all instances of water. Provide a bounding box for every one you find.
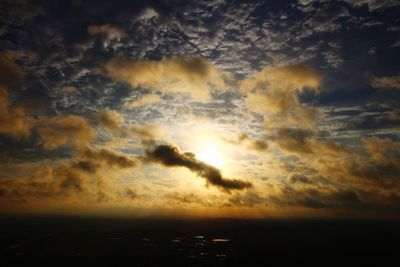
[0,216,399,266]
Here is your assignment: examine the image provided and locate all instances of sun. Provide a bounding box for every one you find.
[196,145,225,168]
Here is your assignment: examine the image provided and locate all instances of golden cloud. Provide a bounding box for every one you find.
[240,64,320,128]
[225,133,268,151]
[371,74,400,90]
[0,85,32,139]
[98,109,125,132]
[35,115,96,150]
[363,137,400,163]
[0,164,89,203]
[129,124,166,144]
[273,130,400,192]
[0,51,25,87]
[105,57,227,101]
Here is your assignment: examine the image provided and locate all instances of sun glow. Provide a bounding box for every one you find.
[197,145,225,168]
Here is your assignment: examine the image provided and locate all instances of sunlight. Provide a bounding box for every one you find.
[196,145,225,168]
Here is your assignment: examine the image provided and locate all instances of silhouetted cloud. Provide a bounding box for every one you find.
[145,144,252,192]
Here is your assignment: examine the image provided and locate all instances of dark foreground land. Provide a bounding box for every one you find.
[0,216,399,267]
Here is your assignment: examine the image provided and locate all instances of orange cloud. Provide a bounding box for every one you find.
[105,57,227,101]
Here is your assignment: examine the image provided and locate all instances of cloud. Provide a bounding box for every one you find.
[124,94,161,109]
[129,124,166,144]
[0,146,139,206]
[35,115,96,150]
[270,186,361,209]
[0,85,31,139]
[363,137,400,163]
[0,51,25,87]
[165,192,205,205]
[87,24,125,39]
[98,109,125,132]
[240,64,320,128]
[371,74,400,90]
[274,128,314,155]
[145,144,252,192]
[105,57,227,101]
[344,0,400,10]
[0,54,31,139]
[273,128,351,159]
[75,147,139,173]
[274,132,400,190]
[0,165,89,202]
[289,174,313,184]
[298,0,400,10]
[225,133,268,151]
[226,192,266,208]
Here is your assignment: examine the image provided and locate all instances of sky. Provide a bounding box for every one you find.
[0,0,399,219]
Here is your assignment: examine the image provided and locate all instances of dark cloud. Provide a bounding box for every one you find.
[145,144,252,192]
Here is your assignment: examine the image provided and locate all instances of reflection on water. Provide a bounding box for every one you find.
[212,239,231,243]
[168,235,231,262]
[3,232,233,266]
